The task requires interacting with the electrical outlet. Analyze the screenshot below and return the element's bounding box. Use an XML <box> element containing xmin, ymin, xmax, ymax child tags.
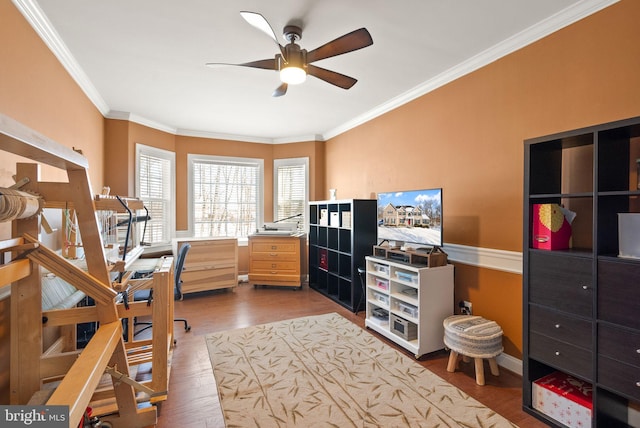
<box><xmin>459</xmin><ymin>300</ymin><xmax>472</xmax><ymax>315</ymax></box>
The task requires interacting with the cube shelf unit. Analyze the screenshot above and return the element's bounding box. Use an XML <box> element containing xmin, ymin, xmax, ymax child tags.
<box><xmin>364</xmin><ymin>256</ymin><xmax>454</xmax><ymax>359</ymax></box>
<box><xmin>523</xmin><ymin>116</ymin><xmax>640</xmax><ymax>427</ymax></box>
<box><xmin>308</xmin><ymin>199</ymin><xmax>377</xmax><ymax>312</ymax></box>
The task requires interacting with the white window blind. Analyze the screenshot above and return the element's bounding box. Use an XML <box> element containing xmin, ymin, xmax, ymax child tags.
<box><xmin>136</xmin><ymin>144</ymin><xmax>174</xmax><ymax>246</ymax></box>
<box><xmin>274</xmin><ymin>158</ymin><xmax>308</xmax><ymax>233</ymax></box>
<box><xmin>190</xmin><ymin>155</ymin><xmax>263</xmax><ymax>238</ymax></box>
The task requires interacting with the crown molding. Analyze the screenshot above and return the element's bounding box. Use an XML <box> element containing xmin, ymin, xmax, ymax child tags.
<box><xmin>322</xmin><ymin>0</ymin><xmax>619</xmax><ymax>140</ymax></box>
<box><xmin>15</xmin><ymin>0</ymin><xmax>618</xmax><ymax>143</ymax></box>
<box><xmin>12</xmin><ymin>0</ymin><xmax>110</xmax><ymax>115</ymax></box>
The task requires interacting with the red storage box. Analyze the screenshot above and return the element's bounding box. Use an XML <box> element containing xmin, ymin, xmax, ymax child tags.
<box><xmin>532</xmin><ymin>371</ymin><xmax>592</xmax><ymax>428</ymax></box>
<box><xmin>532</xmin><ymin>203</ymin><xmax>573</xmax><ymax>250</ymax></box>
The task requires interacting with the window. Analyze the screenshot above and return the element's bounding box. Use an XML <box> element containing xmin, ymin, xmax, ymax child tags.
<box><xmin>188</xmin><ymin>154</ymin><xmax>263</xmax><ymax>238</ymax></box>
<box><xmin>135</xmin><ymin>144</ymin><xmax>175</xmax><ymax>246</ymax></box>
<box><xmin>274</xmin><ymin>158</ymin><xmax>308</xmax><ymax>233</ymax></box>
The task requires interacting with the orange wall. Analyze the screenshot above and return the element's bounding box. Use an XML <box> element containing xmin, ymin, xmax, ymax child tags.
<box><xmin>0</xmin><ymin>1</ymin><xmax>104</xmax><ymax>191</ymax></box>
<box><xmin>0</xmin><ymin>1</ymin><xmax>106</xmax><ymax>404</ymax></box>
<box><xmin>325</xmin><ymin>0</ymin><xmax>640</xmax><ymax>357</ymax></box>
<box><xmin>2</xmin><ymin>0</ymin><xmax>640</xmax><ymax>368</ymax></box>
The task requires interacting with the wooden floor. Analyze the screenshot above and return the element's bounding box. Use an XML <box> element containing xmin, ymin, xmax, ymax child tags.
<box><xmin>152</xmin><ymin>282</ymin><xmax>547</xmax><ymax>428</ymax></box>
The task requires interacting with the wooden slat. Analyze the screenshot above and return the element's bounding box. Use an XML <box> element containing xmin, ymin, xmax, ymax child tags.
<box><xmin>10</xmin><ymin>163</ymin><xmax>41</xmax><ymax>405</ymax></box>
<box><xmin>150</xmin><ymin>269</ymin><xmax>171</xmax><ymax>392</ymax></box>
<box><xmin>40</xmin><ymin>351</ymin><xmax>81</xmax><ymax>380</ymax></box>
<box><xmin>42</xmin><ymin>305</ymin><xmax>98</xmax><ymax>327</ymax></box>
<box><xmin>94</xmin><ymin>195</ymin><xmax>145</xmax><ymax>211</ymax></box>
<box><xmin>47</xmin><ymin>321</ymin><xmax>122</xmax><ymax>426</ymax></box>
<box><xmin>0</xmin><ymin>237</ymin><xmax>24</xmax><ymax>251</ymax></box>
<box><xmin>0</xmin><ymin>113</ymin><xmax>88</xmax><ymax>171</ymax></box>
<box><xmin>22</xmin><ymin>234</ymin><xmax>117</xmax><ymax>306</ymax></box>
<box><xmin>0</xmin><ymin>259</ymin><xmax>31</xmax><ymax>286</ymax></box>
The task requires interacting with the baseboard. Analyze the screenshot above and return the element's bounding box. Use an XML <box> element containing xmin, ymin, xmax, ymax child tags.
<box><xmin>496</xmin><ymin>352</ymin><xmax>522</xmax><ymax>376</ymax></box>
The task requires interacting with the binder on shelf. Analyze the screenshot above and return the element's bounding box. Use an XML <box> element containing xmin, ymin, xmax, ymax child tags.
<box><xmin>319</xmin><ymin>209</ymin><xmax>328</xmax><ymax>226</ymax></box>
<box><xmin>342</xmin><ymin>211</ymin><xmax>351</xmax><ymax>228</ymax></box>
<box><xmin>330</xmin><ymin>212</ymin><xmax>340</xmax><ymax>227</ymax></box>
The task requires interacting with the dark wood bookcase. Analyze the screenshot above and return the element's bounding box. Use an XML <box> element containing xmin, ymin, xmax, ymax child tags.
<box><xmin>523</xmin><ymin>116</ymin><xmax>640</xmax><ymax>427</ymax></box>
<box><xmin>308</xmin><ymin>199</ymin><xmax>377</xmax><ymax>312</ymax></box>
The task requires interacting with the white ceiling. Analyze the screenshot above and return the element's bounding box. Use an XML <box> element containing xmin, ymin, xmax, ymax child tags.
<box><xmin>17</xmin><ymin>0</ymin><xmax>616</xmax><ymax>143</ymax></box>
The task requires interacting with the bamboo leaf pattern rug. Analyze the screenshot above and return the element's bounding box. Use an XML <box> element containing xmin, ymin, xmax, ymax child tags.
<box><xmin>205</xmin><ymin>312</ymin><xmax>517</xmax><ymax>427</ymax></box>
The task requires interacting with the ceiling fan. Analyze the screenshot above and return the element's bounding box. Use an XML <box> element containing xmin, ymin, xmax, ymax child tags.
<box><xmin>206</xmin><ymin>11</ymin><xmax>373</xmax><ymax>97</ymax></box>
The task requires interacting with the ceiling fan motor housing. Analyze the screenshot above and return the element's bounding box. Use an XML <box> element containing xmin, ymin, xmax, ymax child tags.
<box><xmin>279</xmin><ymin>43</ymin><xmax>307</xmax><ymax>72</ymax></box>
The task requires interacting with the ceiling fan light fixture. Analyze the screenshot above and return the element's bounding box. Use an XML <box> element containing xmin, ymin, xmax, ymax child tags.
<box><xmin>280</xmin><ymin>65</ymin><xmax>306</xmax><ymax>85</ymax></box>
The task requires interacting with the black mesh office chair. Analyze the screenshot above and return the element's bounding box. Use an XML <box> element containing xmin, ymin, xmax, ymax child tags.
<box><xmin>133</xmin><ymin>243</ymin><xmax>192</xmax><ymax>336</ymax></box>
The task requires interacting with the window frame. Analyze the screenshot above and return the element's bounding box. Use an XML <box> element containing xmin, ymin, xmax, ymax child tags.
<box><xmin>273</xmin><ymin>157</ymin><xmax>309</xmax><ymax>234</ymax></box>
<box><xmin>187</xmin><ymin>153</ymin><xmax>264</xmax><ymax>241</ymax></box>
<box><xmin>134</xmin><ymin>143</ymin><xmax>176</xmax><ymax>248</ymax></box>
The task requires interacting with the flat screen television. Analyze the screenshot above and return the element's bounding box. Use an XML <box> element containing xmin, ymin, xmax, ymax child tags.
<box><xmin>376</xmin><ymin>188</ymin><xmax>443</xmax><ymax>249</ymax></box>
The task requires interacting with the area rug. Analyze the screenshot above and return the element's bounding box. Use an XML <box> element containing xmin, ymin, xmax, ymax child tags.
<box><xmin>205</xmin><ymin>312</ymin><xmax>517</xmax><ymax>427</ymax></box>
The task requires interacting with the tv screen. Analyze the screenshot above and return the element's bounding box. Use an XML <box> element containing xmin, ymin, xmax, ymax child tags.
<box><xmin>377</xmin><ymin>188</ymin><xmax>443</xmax><ymax>248</ymax></box>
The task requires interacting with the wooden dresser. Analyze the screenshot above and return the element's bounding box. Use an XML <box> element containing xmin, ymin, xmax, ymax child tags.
<box><xmin>248</xmin><ymin>234</ymin><xmax>306</xmax><ymax>288</ymax></box>
<box><xmin>173</xmin><ymin>237</ymin><xmax>238</xmax><ymax>294</ymax></box>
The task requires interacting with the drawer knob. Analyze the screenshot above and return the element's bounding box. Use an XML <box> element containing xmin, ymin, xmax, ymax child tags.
<box><xmin>555</xmin><ymin>324</ymin><xmax>561</xmax><ymax>329</ymax></box>
<box><xmin>555</xmin><ymin>351</ymin><xmax>561</xmax><ymax>356</ymax></box>
<box><xmin>581</xmin><ymin>285</ymin><xmax>588</xmax><ymax>290</ymax></box>
<box><xmin>636</xmin><ymin>349</ymin><xmax>640</xmax><ymax>354</ymax></box>
<box><xmin>637</xmin><ymin>381</ymin><xmax>640</xmax><ymax>387</ymax></box>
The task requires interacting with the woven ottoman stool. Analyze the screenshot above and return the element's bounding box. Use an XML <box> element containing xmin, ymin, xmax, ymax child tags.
<box><xmin>443</xmin><ymin>315</ymin><xmax>503</xmax><ymax>385</ymax></box>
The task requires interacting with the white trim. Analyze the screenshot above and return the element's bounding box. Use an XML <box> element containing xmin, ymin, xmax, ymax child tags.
<box><xmin>135</xmin><ymin>144</ymin><xmax>176</xmax><ymax>246</ymax></box>
<box><xmin>16</xmin><ymin>0</ymin><xmax>618</xmax><ymax>143</ymax></box>
<box><xmin>322</xmin><ymin>0</ymin><xmax>619</xmax><ymax>140</ymax></box>
<box><xmin>443</xmin><ymin>243</ymin><xmax>522</xmax><ymax>274</ymax></box>
<box><xmin>187</xmin><ymin>153</ymin><xmax>264</xmax><ymax>238</ymax></box>
<box><xmin>273</xmin><ymin>157</ymin><xmax>309</xmax><ymax>233</ymax></box>
<box><xmin>496</xmin><ymin>352</ymin><xmax>522</xmax><ymax>376</ymax></box>
<box><xmin>12</xmin><ymin>0</ymin><xmax>110</xmax><ymax>115</ymax></box>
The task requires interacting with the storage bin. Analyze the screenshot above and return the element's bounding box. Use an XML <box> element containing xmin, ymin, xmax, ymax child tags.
<box><xmin>373</xmin><ymin>263</ymin><xmax>390</xmax><ymax>275</ymax></box>
<box><xmin>375</xmin><ymin>278</ymin><xmax>389</xmax><ymax>291</ymax></box>
<box><xmin>618</xmin><ymin>213</ymin><xmax>640</xmax><ymax>259</ymax></box>
<box><xmin>373</xmin><ymin>291</ymin><xmax>389</xmax><ymax>306</ymax></box>
<box><xmin>395</xmin><ymin>270</ymin><xmax>418</xmax><ymax>284</ymax></box>
<box><xmin>396</xmin><ymin>301</ymin><xmax>418</xmax><ymax>318</ymax></box>
<box><xmin>532</xmin><ymin>371</ymin><xmax>592</xmax><ymax>428</ymax></box>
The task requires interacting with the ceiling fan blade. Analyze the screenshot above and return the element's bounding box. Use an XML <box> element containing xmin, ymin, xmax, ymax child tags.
<box><xmin>307</xmin><ymin>64</ymin><xmax>357</xmax><ymax>89</ymax></box>
<box><xmin>307</xmin><ymin>28</ymin><xmax>373</xmax><ymax>63</ymax></box>
<box><xmin>272</xmin><ymin>83</ymin><xmax>288</xmax><ymax>97</ymax></box>
<box><xmin>240</xmin><ymin>11</ymin><xmax>287</xmax><ymax>59</ymax></box>
<box><xmin>205</xmin><ymin>58</ymin><xmax>277</xmax><ymax>70</ymax></box>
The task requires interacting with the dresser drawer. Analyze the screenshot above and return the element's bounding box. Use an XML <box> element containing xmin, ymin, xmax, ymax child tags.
<box><xmin>529</xmin><ymin>251</ymin><xmax>593</xmax><ymax>317</ymax></box>
<box><xmin>529</xmin><ymin>304</ymin><xmax>592</xmax><ymax>349</ymax></box>
<box><xmin>181</xmin><ymin>266</ymin><xmax>237</xmax><ymax>284</ymax></box>
<box><xmin>250</xmin><ymin>260</ymin><xmax>299</xmax><ymax>272</ymax></box>
<box><xmin>250</xmin><ymin>252</ymin><xmax>299</xmax><ymax>262</ymax></box>
<box><xmin>598</xmin><ymin>259</ymin><xmax>640</xmax><ymax>330</ymax></box>
<box><xmin>248</xmin><ymin>272</ymin><xmax>302</xmax><ymax>283</ymax></box>
<box><xmin>598</xmin><ymin>355</ymin><xmax>640</xmax><ymax>401</ymax></box>
<box><xmin>529</xmin><ymin>331</ymin><xmax>592</xmax><ymax>380</ymax></box>
<box><xmin>598</xmin><ymin>323</ymin><xmax>640</xmax><ymax>367</ymax></box>
<box><xmin>251</xmin><ymin>241</ymin><xmax>298</xmax><ymax>253</ymax></box>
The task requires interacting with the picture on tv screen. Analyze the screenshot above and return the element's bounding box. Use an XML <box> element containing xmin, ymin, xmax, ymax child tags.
<box><xmin>377</xmin><ymin>188</ymin><xmax>442</xmax><ymax>248</ymax></box>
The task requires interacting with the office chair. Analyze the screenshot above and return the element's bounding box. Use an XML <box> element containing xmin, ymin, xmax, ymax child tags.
<box><xmin>133</xmin><ymin>243</ymin><xmax>192</xmax><ymax>336</ymax></box>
